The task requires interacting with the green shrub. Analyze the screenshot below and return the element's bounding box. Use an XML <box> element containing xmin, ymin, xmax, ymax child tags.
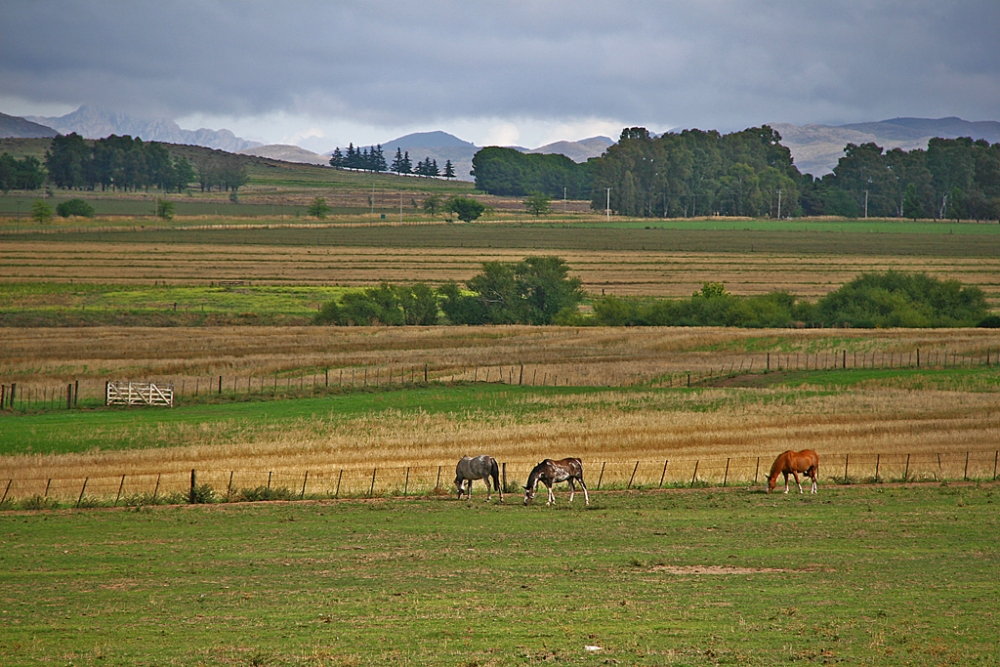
<box><xmin>20</xmin><ymin>494</ymin><xmax>59</xmax><ymax>510</ymax></box>
<box><xmin>233</xmin><ymin>486</ymin><xmax>298</xmax><ymax>502</ymax></box>
<box><xmin>56</xmin><ymin>198</ymin><xmax>95</xmax><ymax>218</ymax></box>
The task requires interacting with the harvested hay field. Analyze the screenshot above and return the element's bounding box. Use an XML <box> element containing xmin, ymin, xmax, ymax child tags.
<box><xmin>4</xmin><ymin>240</ymin><xmax>1000</xmax><ymax>302</ymax></box>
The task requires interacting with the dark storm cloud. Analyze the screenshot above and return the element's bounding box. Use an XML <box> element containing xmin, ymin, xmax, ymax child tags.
<box><xmin>2</xmin><ymin>0</ymin><xmax>998</xmax><ymax>128</ymax></box>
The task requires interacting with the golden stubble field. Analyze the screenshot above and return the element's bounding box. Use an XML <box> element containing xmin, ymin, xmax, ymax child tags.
<box><xmin>2</xmin><ymin>326</ymin><xmax>1000</xmax><ymax>499</ymax></box>
<box><xmin>4</xmin><ymin>240</ymin><xmax>1000</xmax><ymax>301</ymax></box>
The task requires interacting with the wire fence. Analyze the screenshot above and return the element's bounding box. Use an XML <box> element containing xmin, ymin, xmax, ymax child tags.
<box><xmin>2</xmin><ymin>345</ymin><xmax>999</xmax><ymax>413</ymax></box>
<box><xmin>3</xmin><ymin>450</ymin><xmax>998</xmax><ymax>510</ymax></box>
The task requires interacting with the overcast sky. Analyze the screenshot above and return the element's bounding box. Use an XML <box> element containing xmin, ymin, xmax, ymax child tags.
<box><xmin>2</xmin><ymin>1</ymin><xmax>998</xmax><ymax>152</ymax></box>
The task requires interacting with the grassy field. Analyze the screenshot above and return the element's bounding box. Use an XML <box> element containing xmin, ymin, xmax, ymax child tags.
<box><xmin>2</xmin><ymin>484</ymin><xmax>999</xmax><ymax>666</ymax></box>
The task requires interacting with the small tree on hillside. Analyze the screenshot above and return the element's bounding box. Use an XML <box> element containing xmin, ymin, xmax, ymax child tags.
<box><xmin>448</xmin><ymin>196</ymin><xmax>485</xmax><ymax>223</ymax></box>
<box><xmin>307</xmin><ymin>196</ymin><xmax>331</xmax><ymax>219</ymax></box>
<box><xmin>443</xmin><ymin>159</ymin><xmax>455</xmax><ymax>178</ymax></box>
<box><xmin>523</xmin><ymin>192</ymin><xmax>551</xmax><ymax>217</ymax></box>
<box><xmin>31</xmin><ymin>199</ymin><xmax>53</xmax><ymax>223</ymax></box>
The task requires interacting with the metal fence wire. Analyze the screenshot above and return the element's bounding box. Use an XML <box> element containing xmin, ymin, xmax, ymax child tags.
<box><xmin>3</xmin><ymin>450</ymin><xmax>997</xmax><ymax>507</ymax></box>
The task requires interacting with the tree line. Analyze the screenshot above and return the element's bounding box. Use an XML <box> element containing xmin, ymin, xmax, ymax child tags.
<box><xmin>330</xmin><ymin>144</ymin><xmax>456</xmax><ymax>178</ymax></box>
<box><xmin>472</xmin><ymin>127</ymin><xmax>1000</xmax><ymax>220</ymax></box>
<box><xmin>315</xmin><ymin>258</ymin><xmax>989</xmax><ymax>329</ymax></box>
<box><xmin>0</xmin><ymin>153</ymin><xmax>45</xmax><ymax>192</ymax></box>
<box><xmin>42</xmin><ymin>133</ymin><xmax>249</xmax><ymax>194</ymax></box>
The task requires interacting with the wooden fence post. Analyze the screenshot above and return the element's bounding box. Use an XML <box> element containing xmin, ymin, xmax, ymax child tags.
<box><xmin>403</xmin><ymin>468</ymin><xmax>410</xmax><ymax>496</ymax></box>
<box><xmin>218</xmin><ymin>375</ymin><xmax>222</xmax><ymax>395</ymax></box>
<box><xmin>425</xmin><ymin>364</ymin><xmax>429</xmax><ymax>384</ymax></box>
<box><xmin>917</xmin><ymin>348</ymin><xmax>920</xmax><ymax>368</ymax></box>
<box><xmin>690</xmin><ymin>460</ymin><xmax>699</xmax><ymax>487</ymax></box>
<box><xmin>435</xmin><ymin>466</ymin><xmax>442</xmax><ymax>490</ymax></box>
<box><xmin>904</xmin><ymin>454</ymin><xmax>910</xmax><ymax>481</ymax></box>
<box><xmin>502</xmin><ymin>462</ymin><xmax>507</xmax><ymax>492</ymax></box>
<box><xmin>301</xmin><ymin>471</ymin><xmax>309</xmax><ymax>499</ymax></box>
<box><xmin>77</xmin><ymin>478</ymin><xmax>88</xmax><ymax>507</ymax></box>
<box><xmin>597</xmin><ymin>462</ymin><xmax>606</xmax><ymax>490</ymax></box>
<box><xmin>335</xmin><ymin>470</ymin><xmax>343</xmax><ymax>498</ymax></box>
<box><xmin>659</xmin><ymin>459</ymin><xmax>669</xmax><ymax>488</ymax></box>
<box><xmin>114</xmin><ymin>474</ymin><xmax>126</xmax><ymax>506</ymax></box>
<box><xmin>627</xmin><ymin>461</ymin><xmax>639</xmax><ymax>490</ymax></box>
<box><xmin>844</xmin><ymin>454</ymin><xmax>849</xmax><ymax>483</ymax></box>
<box><xmin>153</xmin><ymin>474</ymin><xmax>161</xmax><ymax>501</ymax></box>
<box><xmin>267</xmin><ymin>471</ymin><xmax>272</xmax><ymax>489</ymax></box>
<box><xmin>189</xmin><ymin>469</ymin><xmax>196</xmax><ymax>504</ymax></box>
<box><xmin>964</xmin><ymin>452</ymin><xmax>970</xmax><ymax>481</ymax></box>
<box><xmin>227</xmin><ymin>471</ymin><xmax>234</xmax><ymax>500</ymax></box>
<box><xmin>0</xmin><ymin>478</ymin><xmax>10</xmax><ymax>505</ymax></box>
<box><xmin>754</xmin><ymin>457</ymin><xmax>760</xmax><ymax>484</ymax></box>
<box><xmin>519</xmin><ymin>365</ymin><xmax>524</xmax><ymax>385</ymax></box>
<box><xmin>369</xmin><ymin>468</ymin><xmax>377</xmax><ymax>497</ymax></box>
<box><xmin>66</xmin><ymin>383</ymin><xmax>72</xmax><ymax>409</ymax></box>
<box><xmin>723</xmin><ymin>458</ymin><xmax>731</xmax><ymax>486</ymax></box>
<box><xmin>874</xmin><ymin>454</ymin><xmax>880</xmax><ymax>482</ymax></box>
<box><xmin>994</xmin><ymin>451</ymin><xmax>999</xmax><ymax>481</ymax></box>
<box><xmin>766</xmin><ymin>352</ymin><xmax>770</xmax><ymax>372</ymax></box>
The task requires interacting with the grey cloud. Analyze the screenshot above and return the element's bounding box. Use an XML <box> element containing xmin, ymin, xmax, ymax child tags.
<box><xmin>1</xmin><ymin>0</ymin><xmax>998</xmax><ymax>130</ymax></box>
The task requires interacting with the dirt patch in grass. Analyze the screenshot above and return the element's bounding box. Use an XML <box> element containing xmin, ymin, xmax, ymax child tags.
<box><xmin>651</xmin><ymin>564</ymin><xmax>792</xmax><ymax>575</ymax></box>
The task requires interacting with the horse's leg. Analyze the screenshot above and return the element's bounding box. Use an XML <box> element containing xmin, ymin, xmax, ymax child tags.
<box><xmin>495</xmin><ymin>471</ymin><xmax>504</xmax><ymax>503</ymax></box>
<box><xmin>810</xmin><ymin>471</ymin><xmax>818</xmax><ymax>494</ymax></box>
<box><xmin>483</xmin><ymin>477</ymin><xmax>491</xmax><ymax>502</ymax></box>
<box><xmin>547</xmin><ymin>482</ymin><xmax>555</xmax><ymax>506</ymax></box>
<box><xmin>578</xmin><ymin>477</ymin><xmax>590</xmax><ymax>506</ymax></box>
<box><xmin>568</xmin><ymin>479</ymin><xmax>576</xmax><ymax>504</ymax></box>
<box><xmin>783</xmin><ymin>472</ymin><xmax>790</xmax><ymax>494</ymax></box>
<box><xmin>793</xmin><ymin>471</ymin><xmax>803</xmax><ymax>494</ymax></box>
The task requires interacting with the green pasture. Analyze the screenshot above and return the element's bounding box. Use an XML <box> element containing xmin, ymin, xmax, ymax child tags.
<box><xmin>0</xmin><ymin>283</ymin><xmax>347</xmax><ymax>325</ymax></box>
<box><xmin>583</xmin><ymin>216</ymin><xmax>1000</xmax><ymax>235</ymax></box>
<box><xmin>1</xmin><ymin>485</ymin><xmax>998</xmax><ymax>666</ymax></box>
<box><xmin>4</xmin><ymin>369</ymin><xmax>999</xmax><ymax>457</ymax></box>
<box><xmin>9</xmin><ymin>221</ymin><xmax>1000</xmax><ymax>257</ymax></box>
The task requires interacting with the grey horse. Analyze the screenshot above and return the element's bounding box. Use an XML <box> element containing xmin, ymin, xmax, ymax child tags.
<box><xmin>454</xmin><ymin>455</ymin><xmax>503</xmax><ymax>502</ymax></box>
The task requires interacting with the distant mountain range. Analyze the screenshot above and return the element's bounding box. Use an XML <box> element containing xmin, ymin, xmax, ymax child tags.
<box><xmin>771</xmin><ymin>117</ymin><xmax>1000</xmax><ymax>175</ymax></box>
<box><xmin>239</xmin><ymin>132</ymin><xmax>613</xmax><ymax>182</ymax></box>
<box><xmin>5</xmin><ymin>106</ymin><xmax>997</xmax><ymax>180</ymax></box>
<box><xmin>18</xmin><ymin>105</ymin><xmax>261</xmax><ymax>152</ymax></box>
<box><xmin>0</xmin><ymin>111</ymin><xmax>58</xmax><ymax>139</ymax></box>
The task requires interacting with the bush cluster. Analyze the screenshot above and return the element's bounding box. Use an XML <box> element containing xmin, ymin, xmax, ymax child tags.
<box><xmin>589</xmin><ymin>272</ymin><xmax>989</xmax><ymax>328</ymax></box>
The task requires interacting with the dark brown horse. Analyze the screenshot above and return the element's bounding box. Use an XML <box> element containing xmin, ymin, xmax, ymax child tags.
<box><xmin>523</xmin><ymin>458</ymin><xmax>589</xmax><ymax>506</ymax></box>
<box><xmin>767</xmin><ymin>449</ymin><xmax>819</xmax><ymax>494</ymax></box>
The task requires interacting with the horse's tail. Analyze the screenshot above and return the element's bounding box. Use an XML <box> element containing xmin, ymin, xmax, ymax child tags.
<box><xmin>490</xmin><ymin>457</ymin><xmax>501</xmax><ymax>491</ymax></box>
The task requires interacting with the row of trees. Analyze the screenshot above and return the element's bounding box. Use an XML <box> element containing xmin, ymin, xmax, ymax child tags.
<box><xmin>315</xmin><ymin>256</ymin><xmax>583</xmax><ymax>326</ymax></box>
<box><xmin>315</xmin><ymin>258</ymin><xmax>991</xmax><ymax>329</ymax></box>
<box><xmin>0</xmin><ymin>153</ymin><xmax>45</xmax><ymax>192</ymax></box>
<box><xmin>589</xmin><ymin>126</ymin><xmax>802</xmax><ymax>218</ymax></box>
<box><xmin>329</xmin><ymin>144</ymin><xmax>456</xmax><ymax>178</ymax></box>
<box><xmin>472</xmin><ymin>127</ymin><xmax>1000</xmax><ymax>220</ymax></box>
<box><xmin>471</xmin><ymin>147</ymin><xmax>593</xmax><ymax>199</ymax></box>
<box><xmin>44</xmin><ymin>133</ymin><xmax>198</xmax><ymax>193</ymax></box>
<box><xmin>43</xmin><ymin>133</ymin><xmax>249</xmax><ymax>194</ymax></box>
<box><xmin>590</xmin><ymin>272</ymin><xmax>989</xmax><ymax>328</ymax></box>
<box><xmin>803</xmin><ymin>137</ymin><xmax>1000</xmax><ymax>220</ymax></box>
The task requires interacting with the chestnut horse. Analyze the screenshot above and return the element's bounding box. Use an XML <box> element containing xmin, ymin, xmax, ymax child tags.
<box><xmin>523</xmin><ymin>458</ymin><xmax>589</xmax><ymax>506</ymax></box>
<box><xmin>767</xmin><ymin>449</ymin><xmax>819</xmax><ymax>494</ymax></box>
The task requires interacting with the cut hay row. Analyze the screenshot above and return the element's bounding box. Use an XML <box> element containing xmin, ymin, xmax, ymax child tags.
<box><xmin>3</xmin><ymin>241</ymin><xmax>1000</xmax><ymax>300</ymax></box>
<box><xmin>3</xmin><ymin>325</ymin><xmax>999</xmax><ymax>384</ymax></box>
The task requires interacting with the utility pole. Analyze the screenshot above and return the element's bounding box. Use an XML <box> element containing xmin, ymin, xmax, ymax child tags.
<box><xmin>399</xmin><ymin>191</ymin><xmax>403</xmax><ymax>224</ymax></box>
<box><xmin>563</xmin><ymin>186</ymin><xmax>567</xmax><ymax>214</ymax></box>
<box><xmin>371</xmin><ymin>181</ymin><xmax>375</xmax><ymax>216</ymax></box>
<box><xmin>864</xmin><ymin>189</ymin><xmax>869</xmax><ymax>219</ymax></box>
<box><xmin>606</xmin><ymin>188</ymin><xmax>611</xmax><ymax>222</ymax></box>
<box><xmin>776</xmin><ymin>189</ymin><xmax>782</xmax><ymax>220</ymax></box>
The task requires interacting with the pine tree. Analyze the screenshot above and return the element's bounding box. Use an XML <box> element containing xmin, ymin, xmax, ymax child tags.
<box><xmin>373</xmin><ymin>144</ymin><xmax>387</xmax><ymax>173</ymax></box>
<box><xmin>429</xmin><ymin>159</ymin><xmax>440</xmax><ymax>177</ymax></box>
<box><xmin>329</xmin><ymin>147</ymin><xmax>344</xmax><ymax>168</ymax></box>
<box><xmin>402</xmin><ymin>151</ymin><xmax>412</xmax><ymax>174</ymax></box>
<box><xmin>391</xmin><ymin>148</ymin><xmax>405</xmax><ymax>174</ymax></box>
<box><xmin>444</xmin><ymin>159</ymin><xmax>455</xmax><ymax>178</ymax></box>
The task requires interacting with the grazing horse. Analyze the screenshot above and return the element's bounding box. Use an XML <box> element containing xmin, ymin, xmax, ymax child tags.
<box><xmin>767</xmin><ymin>449</ymin><xmax>820</xmax><ymax>494</ymax></box>
<box><xmin>523</xmin><ymin>458</ymin><xmax>589</xmax><ymax>506</ymax></box>
<box><xmin>454</xmin><ymin>455</ymin><xmax>503</xmax><ymax>502</ymax></box>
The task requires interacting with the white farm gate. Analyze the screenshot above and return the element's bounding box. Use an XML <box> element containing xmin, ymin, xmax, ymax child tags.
<box><xmin>105</xmin><ymin>381</ymin><xmax>174</xmax><ymax>407</ymax></box>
